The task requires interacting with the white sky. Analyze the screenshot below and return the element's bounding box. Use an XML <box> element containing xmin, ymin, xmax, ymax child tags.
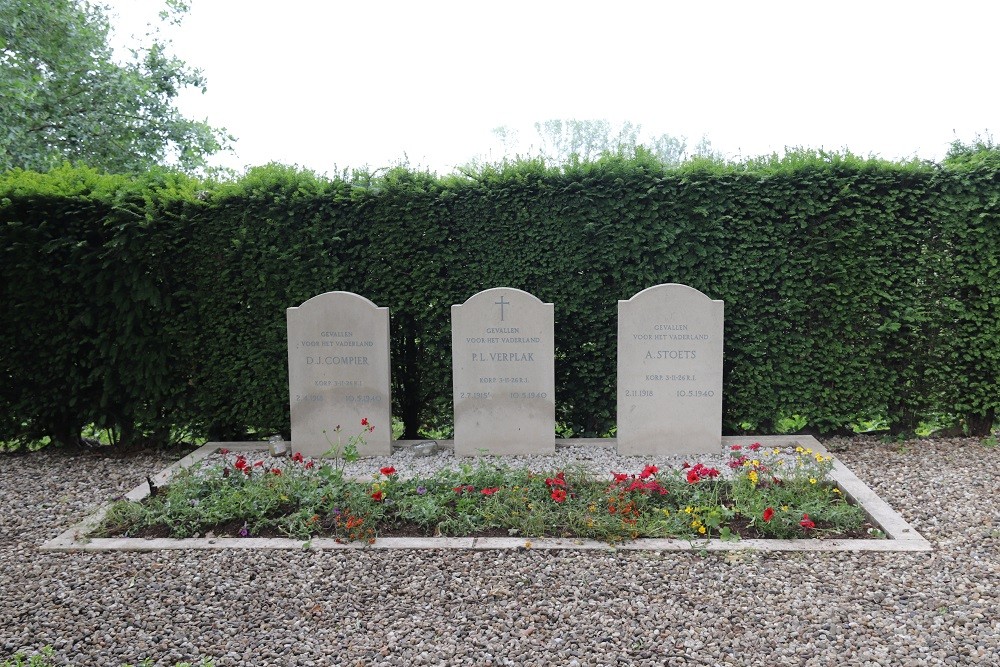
<box><xmin>106</xmin><ymin>0</ymin><xmax>1000</xmax><ymax>176</ymax></box>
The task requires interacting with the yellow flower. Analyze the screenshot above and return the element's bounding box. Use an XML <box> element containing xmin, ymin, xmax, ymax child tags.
<box><xmin>660</xmin><ymin>508</ymin><xmax>670</xmax><ymax>516</ymax></box>
<box><xmin>750</xmin><ymin>459</ymin><xmax>761</xmax><ymax>467</ymax></box>
<box><xmin>815</xmin><ymin>454</ymin><xmax>824</xmax><ymax>463</ymax></box>
<box><xmin>781</xmin><ymin>505</ymin><xmax>789</xmax><ymax>511</ymax></box>
<box><xmin>795</xmin><ymin>446</ymin><xmax>804</xmax><ymax>453</ymax></box>
<box><xmin>587</xmin><ymin>504</ymin><xmax>596</xmax><ymax>513</ymax></box>
<box><xmin>809</xmin><ymin>478</ymin><xmax>817</xmax><ymax>484</ymax></box>
<box><xmin>691</xmin><ymin>519</ymin><xmax>702</xmax><ymax>529</ymax></box>
<box><xmin>698</xmin><ymin>526</ymin><xmax>707</xmax><ymax>534</ymax></box>
<box><xmin>747</xmin><ymin>470</ymin><xmax>759</xmax><ymax>485</ymax></box>
<box><xmin>832</xmin><ymin>488</ymin><xmax>841</xmax><ymax>494</ymax></box>
<box><xmin>772</xmin><ymin>448</ymin><xmax>782</xmax><ymax>455</ymax></box>
<box><xmin>805</xmin><ymin>448</ymin><xmax>813</xmax><ymax>455</ymax></box>
<box><xmin>684</xmin><ymin>506</ymin><xmax>693</xmax><ymax>514</ymax></box>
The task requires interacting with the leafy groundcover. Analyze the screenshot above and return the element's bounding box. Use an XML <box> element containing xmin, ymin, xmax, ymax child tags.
<box><xmin>94</xmin><ymin>443</ymin><xmax>879</xmax><ymax>544</ymax></box>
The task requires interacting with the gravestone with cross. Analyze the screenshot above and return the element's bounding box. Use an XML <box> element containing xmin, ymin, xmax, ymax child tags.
<box><xmin>451</xmin><ymin>287</ymin><xmax>555</xmax><ymax>456</ymax></box>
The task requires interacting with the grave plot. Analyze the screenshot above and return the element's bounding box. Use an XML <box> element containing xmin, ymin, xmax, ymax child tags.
<box><xmin>44</xmin><ymin>436</ymin><xmax>931</xmax><ymax>553</ymax></box>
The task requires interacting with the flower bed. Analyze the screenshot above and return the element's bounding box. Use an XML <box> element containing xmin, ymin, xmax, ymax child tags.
<box><xmin>94</xmin><ymin>442</ymin><xmax>874</xmax><ymax>544</ymax></box>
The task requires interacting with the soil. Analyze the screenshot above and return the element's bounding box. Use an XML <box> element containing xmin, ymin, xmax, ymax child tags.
<box><xmin>124</xmin><ymin>517</ymin><xmax>881</xmax><ymax>541</ymax></box>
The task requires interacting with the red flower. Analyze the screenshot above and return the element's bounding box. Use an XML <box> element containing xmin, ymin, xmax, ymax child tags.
<box><xmin>304</xmin><ymin>461</ymin><xmax>315</xmax><ymax>470</ymax></box>
<box><xmin>639</xmin><ymin>464</ymin><xmax>659</xmax><ymax>479</ymax></box>
<box><xmin>481</xmin><ymin>487</ymin><xmax>499</xmax><ymax>496</ymax></box>
<box><xmin>550</xmin><ymin>488</ymin><xmax>567</xmax><ymax>503</ymax></box>
<box><xmin>234</xmin><ymin>456</ymin><xmax>248</xmax><ymax>471</ymax></box>
<box><xmin>271</xmin><ymin>468</ymin><xmax>282</xmax><ymax>476</ymax></box>
<box><xmin>686</xmin><ymin>469</ymin><xmax>702</xmax><ymax>484</ymax></box>
<box><xmin>749</xmin><ymin>442</ymin><xmax>762</xmax><ymax>451</ymax></box>
<box><xmin>544</xmin><ymin>472</ymin><xmax>566</xmax><ymax>488</ymax></box>
<box><xmin>626</xmin><ymin>479</ymin><xmax>668</xmax><ymax>495</ymax></box>
<box><xmin>291</xmin><ymin>452</ymin><xmax>304</xmax><ymax>463</ymax></box>
<box><xmin>690</xmin><ymin>463</ymin><xmax>721</xmax><ymax>479</ymax></box>
<box><xmin>800</xmin><ymin>514</ymin><xmax>816</xmax><ymax>530</ymax></box>
<box><xmin>254</xmin><ymin>460</ymin><xmax>264</xmax><ymax>468</ymax></box>
<box><xmin>219</xmin><ymin>448</ymin><xmax>230</xmax><ymax>455</ymax></box>
<box><xmin>763</xmin><ymin>507</ymin><xmax>775</xmax><ymax>522</ymax></box>
<box><xmin>361</xmin><ymin>418</ymin><xmax>369</xmax><ymax>427</ymax></box>
<box><xmin>380</xmin><ymin>466</ymin><xmax>396</xmax><ymax>476</ymax></box>
<box><xmin>371</xmin><ymin>490</ymin><xmax>384</xmax><ymax>502</ymax></box>
<box><xmin>730</xmin><ymin>444</ymin><xmax>742</xmax><ymax>451</ymax></box>
<box><xmin>682</xmin><ymin>461</ymin><xmax>691</xmax><ymax>469</ymax></box>
<box><xmin>611</xmin><ymin>471</ymin><xmax>630</xmax><ymax>483</ymax></box>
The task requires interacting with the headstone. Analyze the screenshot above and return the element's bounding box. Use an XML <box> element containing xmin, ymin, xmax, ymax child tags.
<box><xmin>452</xmin><ymin>288</ymin><xmax>555</xmax><ymax>456</ymax></box>
<box><xmin>617</xmin><ymin>284</ymin><xmax>724</xmax><ymax>456</ymax></box>
<box><xmin>286</xmin><ymin>291</ymin><xmax>391</xmax><ymax>457</ymax></box>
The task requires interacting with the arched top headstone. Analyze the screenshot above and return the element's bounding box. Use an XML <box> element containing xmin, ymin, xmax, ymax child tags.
<box><xmin>617</xmin><ymin>283</ymin><xmax>724</xmax><ymax>456</ymax></box>
<box><xmin>293</xmin><ymin>291</ymin><xmax>384</xmax><ymax>311</ymax></box>
<box><xmin>455</xmin><ymin>286</ymin><xmax>549</xmax><ymax>309</ymax></box>
<box><xmin>286</xmin><ymin>291</ymin><xmax>391</xmax><ymax>457</ymax></box>
<box><xmin>451</xmin><ymin>287</ymin><xmax>555</xmax><ymax>456</ymax></box>
<box><xmin>619</xmin><ymin>283</ymin><xmax>722</xmax><ymax>308</ymax></box>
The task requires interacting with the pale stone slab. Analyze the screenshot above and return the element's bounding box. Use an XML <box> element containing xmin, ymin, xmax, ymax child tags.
<box><xmin>617</xmin><ymin>284</ymin><xmax>724</xmax><ymax>456</ymax></box>
<box><xmin>452</xmin><ymin>288</ymin><xmax>555</xmax><ymax>456</ymax></box>
<box><xmin>286</xmin><ymin>292</ymin><xmax>391</xmax><ymax>457</ymax></box>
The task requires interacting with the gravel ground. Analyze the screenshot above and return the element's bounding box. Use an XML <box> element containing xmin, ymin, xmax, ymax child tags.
<box><xmin>1</xmin><ymin>437</ymin><xmax>998</xmax><ymax>666</ymax></box>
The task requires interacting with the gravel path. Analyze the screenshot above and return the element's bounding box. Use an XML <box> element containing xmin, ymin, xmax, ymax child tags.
<box><xmin>1</xmin><ymin>437</ymin><xmax>998</xmax><ymax>666</ymax></box>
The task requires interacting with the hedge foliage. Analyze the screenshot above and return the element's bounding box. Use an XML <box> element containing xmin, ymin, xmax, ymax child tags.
<box><xmin>2</xmin><ymin>152</ymin><xmax>999</xmax><ymax>448</ymax></box>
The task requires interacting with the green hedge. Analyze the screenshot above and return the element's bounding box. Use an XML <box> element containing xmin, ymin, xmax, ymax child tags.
<box><xmin>2</xmin><ymin>154</ymin><xmax>998</xmax><ymax>448</ymax></box>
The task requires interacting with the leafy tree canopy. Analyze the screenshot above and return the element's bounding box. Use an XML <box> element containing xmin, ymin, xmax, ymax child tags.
<box><xmin>0</xmin><ymin>0</ymin><xmax>231</xmax><ymax>174</ymax></box>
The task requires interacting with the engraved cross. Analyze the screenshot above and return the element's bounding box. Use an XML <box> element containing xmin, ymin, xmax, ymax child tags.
<box><xmin>495</xmin><ymin>295</ymin><xmax>510</xmax><ymax>321</ymax></box>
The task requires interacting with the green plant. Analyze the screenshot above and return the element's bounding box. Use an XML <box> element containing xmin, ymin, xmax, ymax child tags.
<box><xmin>1</xmin><ymin>647</ymin><xmax>54</xmax><ymax>667</ymax></box>
<box><xmin>321</xmin><ymin>419</ymin><xmax>369</xmax><ymax>470</ymax></box>
<box><xmin>0</xmin><ymin>650</ymin><xmax>215</xmax><ymax>667</ymax></box>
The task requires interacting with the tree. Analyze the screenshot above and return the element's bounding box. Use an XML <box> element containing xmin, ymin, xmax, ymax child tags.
<box><xmin>483</xmin><ymin>119</ymin><xmax>720</xmax><ymax>168</ymax></box>
<box><xmin>0</xmin><ymin>0</ymin><xmax>231</xmax><ymax>174</ymax></box>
